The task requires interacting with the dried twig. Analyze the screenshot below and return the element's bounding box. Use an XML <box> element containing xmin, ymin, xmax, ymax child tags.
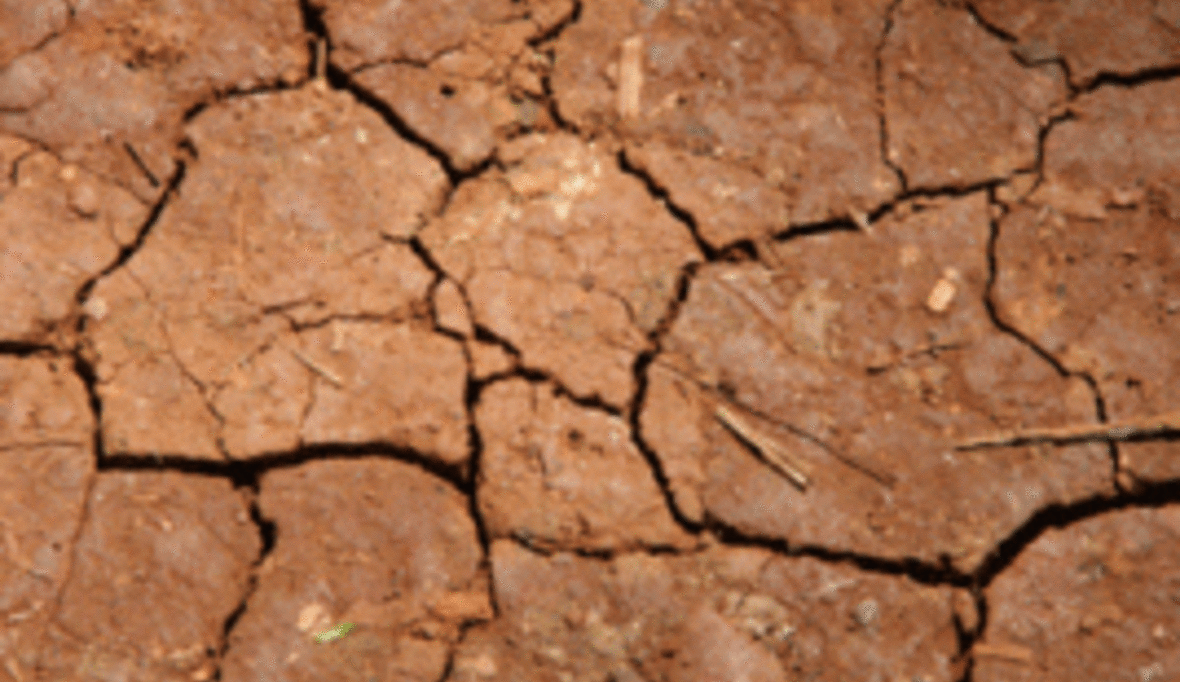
<box><xmin>283</xmin><ymin>344</ymin><xmax>345</xmax><ymax>388</ymax></box>
<box><xmin>654</xmin><ymin>357</ymin><xmax>896</xmax><ymax>490</ymax></box>
<box><xmin>715</xmin><ymin>404</ymin><xmax>812</xmax><ymax>490</ymax></box>
<box><xmin>957</xmin><ymin>409</ymin><xmax>1180</xmax><ymax>450</ymax></box>
<box><xmin>315</xmin><ymin>37</ymin><xmax>327</xmax><ymax>82</ymax></box>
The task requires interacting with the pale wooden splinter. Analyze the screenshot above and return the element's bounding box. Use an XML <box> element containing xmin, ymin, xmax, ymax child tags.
<box><xmin>283</xmin><ymin>344</ymin><xmax>345</xmax><ymax>388</ymax></box>
<box><xmin>958</xmin><ymin>408</ymin><xmax>1180</xmax><ymax>450</ymax></box>
<box><xmin>715</xmin><ymin>404</ymin><xmax>812</xmax><ymax>490</ymax></box>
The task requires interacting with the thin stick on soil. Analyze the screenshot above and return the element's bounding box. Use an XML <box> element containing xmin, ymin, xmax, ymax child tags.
<box><xmin>283</xmin><ymin>344</ymin><xmax>345</xmax><ymax>388</ymax></box>
<box><xmin>715</xmin><ymin>404</ymin><xmax>812</xmax><ymax>490</ymax></box>
<box><xmin>315</xmin><ymin>37</ymin><xmax>327</xmax><ymax>82</ymax></box>
<box><xmin>957</xmin><ymin>409</ymin><xmax>1180</xmax><ymax>449</ymax></box>
<box><xmin>654</xmin><ymin>356</ymin><xmax>897</xmax><ymax>489</ymax></box>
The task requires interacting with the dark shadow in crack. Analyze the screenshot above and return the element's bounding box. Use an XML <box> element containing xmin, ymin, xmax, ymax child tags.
<box><xmin>971</xmin><ymin>479</ymin><xmax>1180</xmax><ymax>589</ymax></box>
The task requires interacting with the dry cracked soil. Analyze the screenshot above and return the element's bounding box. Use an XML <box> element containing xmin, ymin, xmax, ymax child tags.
<box><xmin>1</xmin><ymin>0</ymin><xmax>1179</xmax><ymax>680</ymax></box>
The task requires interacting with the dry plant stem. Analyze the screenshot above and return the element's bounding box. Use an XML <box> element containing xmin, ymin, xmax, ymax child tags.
<box><xmin>972</xmin><ymin>641</ymin><xmax>1034</xmax><ymax>664</ymax></box>
<box><xmin>715</xmin><ymin>404</ymin><xmax>812</xmax><ymax>490</ymax></box>
<box><xmin>282</xmin><ymin>343</ymin><xmax>345</xmax><ymax>388</ymax></box>
<box><xmin>652</xmin><ymin>358</ymin><xmax>897</xmax><ymax>489</ymax></box>
<box><xmin>315</xmin><ymin>37</ymin><xmax>327</xmax><ymax>81</ymax></box>
<box><xmin>957</xmin><ymin>408</ymin><xmax>1180</xmax><ymax>449</ymax></box>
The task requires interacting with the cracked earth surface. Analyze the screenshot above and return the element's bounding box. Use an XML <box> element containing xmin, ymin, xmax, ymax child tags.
<box><xmin>1</xmin><ymin>0</ymin><xmax>1178</xmax><ymax>680</ymax></box>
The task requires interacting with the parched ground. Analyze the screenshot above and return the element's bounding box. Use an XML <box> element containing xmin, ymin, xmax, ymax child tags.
<box><xmin>1</xmin><ymin>0</ymin><xmax>1179</xmax><ymax>680</ymax></box>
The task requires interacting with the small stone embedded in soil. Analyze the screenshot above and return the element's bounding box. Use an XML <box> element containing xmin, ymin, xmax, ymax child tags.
<box><xmin>641</xmin><ymin>193</ymin><xmax>1113</xmax><ymax>572</ymax></box>
<box><xmin>993</xmin><ymin>80</ymin><xmax>1180</xmax><ymax>483</ymax></box>
<box><xmin>475</xmin><ymin>378</ymin><xmax>695</xmax><ymax>552</ymax></box>
<box><xmin>970</xmin><ymin>0</ymin><xmax>1180</xmax><ymax>86</ymax></box>
<box><xmin>34</xmin><ymin>471</ymin><xmax>259</xmax><ymax>682</ymax></box>
<box><xmin>219</xmin><ymin>459</ymin><xmax>487</xmax><ymax>682</ymax></box>
<box><xmin>881</xmin><ymin>0</ymin><xmax>1066</xmax><ymax>188</ymax></box>
<box><xmin>977</xmin><ymin>507</ymin><xmax>1180</xmax><ymax>682</ymax></box>
<box><xmin>552</xmin><ymin>0</ymin><xmax>900</xmax><ymax>245</ymax></box>
<box><xmin>420</xmin><ymin>132</ymin><xmax>700</xmax><ymax>408</ymax></box>
<box><xmin>0</xmin><ymin>0</ymin><xmax>307</xmax><ymax>200</ymax></box>
<box><xmin>0</xmin><ymin>146</ymin><xmax>147</xmax><ymax>344</ymax></box>
<box><xmin>85</xmin><ymin>85</ymin><xmax>464</xmax><ymax>463</ymax></box>
<box><xmin>447</xmin><ymin>540</ymin><xmax>963</xmax><ymax>682</ymax></box>
<box><xmin>0</xmin><ymin>357</ymin><xmax>95</xmax><ymax>682</ymax></box>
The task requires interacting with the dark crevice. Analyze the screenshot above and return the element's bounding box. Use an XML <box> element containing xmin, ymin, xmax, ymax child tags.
<box><xmin>284</xmin><ymin>308</ymin><xmax>430</xmax><ymax>333</ymax></box>
<box><xmin>969</xmin><ymin>0</ymin><xmax>1180</xmax><ymax>95</ymax></box>
<box><xmin>616</xmin><ymin>149</ymin><xmax>718</xmax><ymax>260</ymax></box>
<box><xmin>64</xmin><ymin>158</ymin><xmax>186</xmax><ymax>485</ymax></box>
<box><xmin>568</xmin><ymin>542</ymin><xmax>688</xmax><ymax>561</ymax></box>
<box><xmin>7</xmin><ymin>147</ymin><xmax>32</xmax><ymax>184</ymax></box>
<box><xmin>627</xmin><ymin>258</ymin><xmax>706</xmax><ymax>535</ymax></box>
<box><xmin>539</xmin><ymin>71</ymin><xmax>576</xmax><ymax>134</ymax></box>
<box><xmin>298</xmin><ymin>0</ymin><xmax>330</xmax><ymax>80</ymax></box>
<box><xmin>715</xmin><ymin>239</ymin><xmax>758</xmax><ymax>263</ymax></box>
<box><xmin>463</xmin><ymin>372</ymin><xmax>494</xmax><ymax>574</ymax></box>
<box><xmin>952</xmin><ymin>589</ymin><xmax>985</xmax><ymax>682</ymax></box>
<box><xmin>471</xmin><ymin>323</ymin><xmax>523</xmax><ymax>360</ymax></box>
<box><xmin>527</xmin><ymin>0</ymin><xmax>583</xmax><ymax>135</ymax></box>
<box><xmin>70</xmin><ymin>351</ymin><xmax>106</xmax><ymax>464</ymax></box>
<box><xmin>972</xmin><ymin>481</ymin><xmax>1180</xmax><ymax>588</ymax></box>
<box><xmin>210</xmin><ymin>473</ymin><xmax>274</xmax><ymax>680</ymax></box>
<box><xmin>413</xmin><ymin>234</ymin><xmax>460</xmax><ymax>341</ymax></box>
<box><xmin>964</xmin><ymin>591</ymin><xmax>989</xmax><ymax>682</ymax></box>
<box><xmin>503</xmin><ymin>534</ymin><xmax>695</xmax><ymax>563</ymax></box>
<box><xmin>526</xmin><ymin>0</ymin><xmax>582</xmax><ymax>47</ymax></box>
<box><xmin>629</xmin><ymin>355</ymin><xmax>707</xmax><ymax>535</ymax></box>
<box><xmin>99</xmin><ymin>444</ymin><xmax>467</xmax><ymax>494</ymax></box>
<box><xmin>981</xmin><ymin>187</ymin><xmax>1120</xmax><ymax>479</ymax></box>
<box><xmin>708</xmin><ymin>519</ymin><xmax>973</xmax><ymax>589</ymax></box>
<box><xmin>962</xmin><ymin>1</ymin><xmax>1077</xmax><ymax>95</ymax></box>
<box><xmin>980</xmin><ymin>190</ymin><xmax>1072</xmax><ymax>380</ymax></box>
<box><xmin>648</xmin><ymin>261</ymin><xmax>698</xmax><ymax>342</ymax></box>
<box><xmin>897</xmin><ymin>177</ymin><xmax>1006</xmax><ymax>201</ymax></box>
<box><xmin>771</xmin><ymin>187</ymin><xmax>988</xmax><ymax>244</ymax></box>
<box><xmin>408</xmin><ymin>234</ymin><xmax>448</xmax><ymax>284</ymax></box>
<box><xmin>1022</xmin><ymin>109</ymin><xmax>1076</xmax><ymax>194</ymax></box>
<box><xmin>1081</xmin><ymin>64</ymin><xmax>1180</xmax><ymax>92</ymax></box>
<box><xmin>0</xmin><ymin>341</ymin><xmax>56</xmax><ymax>356</ymax></box>
<box><xmin>75</xmin><ymin>159</ymin><xmax>186</xmax><ymax>306</ymax></box>
<box><xmin>1090</xmin><ymin>383</ymin><xmax>1126</xmax><ymax>494</ymax></box>
<box><xmin>875</xmin><ymin>0</ymin><xmax>908</xmax><ymax>192</ymax></box>
<box><xmin>482</xmin><ymin>365</ymin><xmax>627</xmax><ymax>418</ymax></box>
<box><xmin>297</xmin><ymin>0</ymin><xmax>492</xmax><ymax>189</ymax></box>
<box><xmin>121</xmin><ymin>142</ymin><xmax>160</xmax><ymax>188</ymax></box>
<box><xmin>773</xmin><ymin>217</ymin><xmax>862</xmax><ymax>243</ymax></box>
<box><xmin>181</xmin><ymin>78</ymin><xmax>309</xmax><ymax>124</ymax></box>
<box><xmin>183</xmin><ymin>100</ymin><xmax>208</xmax><ymax>122</ymax></box>
<box><xmin>327</xmin><ymin>64</ymin><xmax>480</xmax><ymax>188</ymax></box>
<box><xmin>962</xmin><ymin>3</ymin><xmax>1018</xmax><ymax>43</ymax></box>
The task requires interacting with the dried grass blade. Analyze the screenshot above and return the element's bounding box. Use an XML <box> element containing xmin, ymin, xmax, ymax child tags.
<box><xmin>715</xmin><ymin>404</ymin><xmax>811</xmax><ymax>490</ymax></box>
<box><xmin>958</xmin><ymin>409</ymin><xmax>1180</xmax><ymax>449</ymax></box>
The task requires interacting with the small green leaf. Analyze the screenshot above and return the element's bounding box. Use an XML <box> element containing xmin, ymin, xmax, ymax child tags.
<box><xmin>313</xmin><ymin>622</ymin><xmax>356</xmax><ymax>643</ymax></box>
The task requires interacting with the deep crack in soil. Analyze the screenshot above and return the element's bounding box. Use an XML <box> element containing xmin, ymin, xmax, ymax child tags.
<box><xmin>1</xmin><ymin>0</ymin><xmax>1178</xmax><ymax>681</ymax></box>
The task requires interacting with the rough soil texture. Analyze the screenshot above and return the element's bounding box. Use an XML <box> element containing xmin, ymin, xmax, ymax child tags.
<box><xmin>1</xmin><ymin>1</ymin><xmax>1177</xmax><ymax>681</ymax></box>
